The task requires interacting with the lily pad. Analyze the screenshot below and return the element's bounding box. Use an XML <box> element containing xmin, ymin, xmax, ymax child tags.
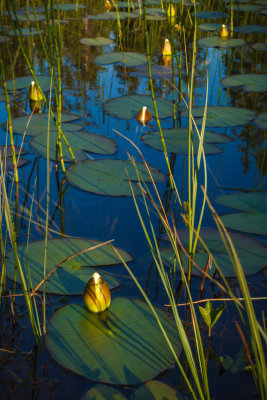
<box><xmin>198</xmin><ymin>37</ymin><xmax>246</xmax><ymax>49</ymax></box>
<box><xmin>65</xmin><ymin>159</ymin><xmax>165</xmax><ymax>196</ymax></box>
<box><xmin>3</xmin><ymin>157</ymin><xmax>29</xmax><ymax>170</ymax></box>
<box><xmin>45</xmin><ymin>298</ymin><xmax>182</xmax><ymax>385</ymax></box>
<box><xmin>133</xmin><ymin>381</ymin><xmax>190</xmax><ymax>400</ymax></box>
<box><xmin>30</xmin><ymin>130</ymin><xmax>117</xmax><ymax>161</ymax></box>
<box><xmin>226</xmin><ymin>4</ymin><xmax>262</xmax><ymax>11</ymax></box>
<box><xmin>7</xmin><ymin>28</ymin><xmax>43</xmax><ymax>37</ymax></box>
<box><xmin>191</xmin><ymin>11</ymin><xmax>228</xmax><ymax>19</ymax></box>
<box><xmin>11</xmin><ymin>113</ymin><xmax>80</xmax><ymax>136</ymax></box>
<box><xmin>182</xmin><ymin>106</ymin><xmax>255</xmax><ymax>128</ymax></box>
<box><xmin>5</xmin><ymin>238</ymin><xmax>132</xmax><ymax>294</ymax></box>
<box><xmin>234</xmin><ymin>25</ymin><xmax>267</xmax><ymax>33</ymax></box>
<box><xmin>130</xmin><ymin>64</ymin><xmax>179</xmax><ymax>79</ymax></box>
<box><xmin>162</xmin><ymin>228</ymin><xmax>267</xmax><ymax>276</ymax></box>
<box><xmin>215</xmin><ymin>192</ymin><xmax>267</xmax><ymax>235</ymax></box>
<box><xmin>80</xmin><ymin>37</ymin><xmax>114</xmax><ymax>46</ymax></box>
<box><xmin>87</xmin><ymin>11</ymin><xmax>134</xmax><ymax>20</ymax></box>
<box><xmin>141</xmin><ymin>128</ymin><xmax>231</xmax><ymax>155</ymax></box>
<box><xmin>6</xmin><ymin>76</ymin><xmax>52</xmax><ymax>92</ymax></box>
<box><xmin>0</xmin><ymin>145</ymin><xmax>28</xmax><ymax>158</ymax></box>
<box><xmin>104</xmin><ymin>95</ymin><xmax>173</xmax><ymax>119</ymax></box>
<box><xmin>198</xmin><ymin>23</ymin><xmax>221</xmax><ymax>32</ymax></box>
<box><xmin>252</xmin><ymin>42</ymin><xmax>267</xmax><ymax>51</ymax></box>
<box><xmin>254</xmin><ymin>112</ymin><xmax>267</xmax><ymax>129</ymax></box>
<box><xmin>13</xmin><ymin>13</ymin><xmax>46</xmax><ymax>22</ymax></box>
<box><xmin>0</xmin><ymin>35</ymin><xmax>9</xmax><ymax>43</ymax></box>
<box><xmin>220</xmin><ymin>74</ymin><xmax>267</xmax><ymax>92</ymax></box>
<box><xmin>0</xmin><ymin>88</ymin><xmax>25</xmax><ymax>102</ymax></box>
<box><xmin>117</xmin><ymin>1</ymin><xmax>139</xmax><ymax>8</ymax></box>
<box><xmin>94</xmin><ymin>52</ymin><xmax>147</xmax><ymax>67</ymax></box>
<box><xmin>81</xmin><ymin>384</ymin><xmax>128</xmax><ymax>400</ymax></box>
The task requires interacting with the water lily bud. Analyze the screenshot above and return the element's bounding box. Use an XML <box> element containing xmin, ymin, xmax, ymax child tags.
<box><xmin>105</xmin><ymin>0</ymin><xmax>112</xmax><ymax>12</ymax></box>
<box><xmin>136</xmin><ymin>106</ymin><xmax>152</xmax><ymax>126</ymax></box>
<box><xmin>162</xmin><ymin>55</ymin><xmax>172</xmax><ymax>66</ymax></box>
<box><xmin>29</xmin><ymin>81</ymin><xmax>43</xmax><ymax>101</ymax></box>
<box><xmin>174</xmin><ymin>23</ymin><xmax>181</xmax><ymax>32</ymax></box>
<box><xmin>29</xmin><ymin>99</ymin><xmax>43</xmax><ymax>114</ymax></box>
<box><xmin>83</xmin><ymin>272</ymin><xmax>111</xmax><ymax>313</ymax></box>
<box><xmin>162</xmin><ymin>38</ymin><xmax>172</xmax><ymax>56</ymax></box>
<box><xmin>167</xmin><ymin>4</ymin><xmax>175</xmax><ymax>17</ymax></box>
<box><xmin>219</xmin><ymin>24</ymin><xmax>229</xmax><ymax>38</ymax></box>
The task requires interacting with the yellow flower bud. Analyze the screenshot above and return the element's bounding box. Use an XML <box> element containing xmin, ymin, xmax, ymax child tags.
<box><xmin>105</xmin><ymin>0</ymin><xmax>112</xmax><ymax>12</ymax></box>
<box><xmin>83</xmin><ymin>272</ymin><xmax>111</xmax><ymax>313</ymax></box>
<box><xmin>136</xmin><ymin>106</ymin><xmax>152</xmax><ymax>126</ymax></box>
<box><xmin>29</xmin><ymin>81</ymin><xmax>43</xmax><ymax>101</ymax></box>
<box><xmin>162</xmin><ymin>38</ymin><xmax>172</xmax><ymax>56</ymax></box>
<box><xmin>167</xmin><ymin>4</ymin><xmax>175</xmax><ymax>17</ymax></box>
<box><xmin>219</xmin><ymin>24</ymin><xmax>229</xmax><ymax>38</ymax></box>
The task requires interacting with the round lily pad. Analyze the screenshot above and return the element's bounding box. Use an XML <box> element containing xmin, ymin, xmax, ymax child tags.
<box><xmin>45</xmin><ymin>298</ymin><xmax>182</xmax><ymax>385</ymax></box>
<box><xmin>234</xmin><ymin>25</ymin><xmax>267</xmax><ymax>33</ymax></box>
<box><xmin>254</xmin><ymin>112</ymin><xmax>267</xmax><ymax>129</ymax></box>
<box><xmin>130</xmin><ymin>64</ymin><xmax>179</xmax><ymax>79</ymax></box>
<box><xmin>65</xmin><ymin>159</ymin><xmax>165</xmax><ymax>196</ymax></box>
<box><xmin>6</xmin><ymin>76</ymin><xmax>52</xmax><ymax>91</ymax></box>
<box><xmin>30</xmin><ymin>130</ymin><xmax>117</xmax><ymax>161</ymax></box>
<box><xmin>81</xmin><ymin>385</ymin><xmax>128</xmax><ymax>400</ymax></box>
<box><xmin>0</xmin><ymin>145</ymin><xmax>28</xmax><ymax>158</ymax></box>
<box><xmin>220</xmin><ymin>74</ymin><xmax>267</xmax><ymax>92</ymax></box>
<box><xmin>198</xmin><ymin>37</ymin><xmax>246</xmax><ymax>49</ymax></box>
<box><xmin>3</xmin><ymin>157</ymin><xmax>29</xmax><ymax>170</ymax></box>
<box><xmin>252</xmin><ymin>42</ymin><xmax>267</xmax><ymax>51</ymax></box>
<box><xmin>80</xmin><ymin>37</ymin><xmax>114</xmax><ymax>46</ymax></box>
<box><xmin>13</xmin><ymin>13</ymin><xmax>46</xmax><ymax>22</ymax></box>
<box><xmin>5</xmin><ymin>238</ymin><xmax>132</xmax><ymax>294</ymax></box>
<box><xmin>11</xmin><ymin>113</ymin><xmax>80</xmax><ymax>136</ymax></box>
<box><xmin>191</xmin><ymin>11</ymin><xmax>228</xmax><ymax>19</ymax></box>
<box><xmin>0</xmin><ymin>88</ymin><xmax>25</xmax><ymax>102</ymax></box>
<box><xmin>182</xmin><ymin>106</ymin><xmax>255</xmax><ymax>128</ymax></box>
<box><xmin>133</xmin><ymin>381</ymin><xmax>190</xmax><ymax>400</ymax></box>
<box><xmin>94</xmin><ymin>52</ymin><xmax>147</xmax><ymax>67</ymax></box>
<box><xmin>104</xmin><ymin>95</ymin><xmax>173</xmax><ymax>120</ymax></box>
<box><xmin>226</xmin><ymin>4</ymin><xmax>262</xmax><ymax>11</ymax></box>
<box><xmin>87</xmin><ymin>11</ymin><xmax>133</xmax><ymax>20</ymax></box>
<box><xmin>141</xmin><ymin>128</ymin><xmax>231</xmax><ymax>155</ymax></box>
<box><xmin>117</xmin><ymin>1</ymin><xmax>139</xmax><ymax>8</ymax></box>
<box><xmin>7</xmin><ymin>28</ymin><xmax>43</xmax><ymax>37</ymax></box>
<box><xmin>198</xmin><ymin>23</ymin><xmax>221</xmax><ymax>32</ymax></box>
<box><xmin>215</xmin><ymin>192</ymin><xmax>267</xmax><ymax>235</ymax></box>
<box><xmin>163</xmin><ymin>228</ymin><xmax>267</xmax><ymax>276</ymax></box>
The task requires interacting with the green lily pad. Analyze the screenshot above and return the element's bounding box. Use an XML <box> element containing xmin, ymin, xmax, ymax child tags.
<box><xmin>56</xmin><ymin>3</ymin><xmax>86</xmax><ymax>10</ymax></box>
<box><xmin>132</xmin><ymin>7</ymin><xmax>166</xmax><ymax>17</ymax></box>
<box><xmin>80</xmin><ymin>37</ymin><xmax>114</xmax><ymax>46</ymax></box>
<box><xmin>215</xmin><ymin>192</ymin><xmax>267</xmax><ymax>235</ymax></box>
<box><xmin>13</xmin><ymin>13</ymin><xmax>45</xmax><ymax>22</ymax></box>
<box><xmin>182</xmin><ymin>106</ymin><xmax>255</xmax><ymax>128</ymax></box>
<box><xmin>133</xmin><ymin>381</ymin><xmax>190</xmax><ymax>400</ymax></box>
<box><xmin>252</xmin><ymin>42</ymin><xmax>267</xmax><ymax>51</ymax></box>
<box><xmin>3</xmin><ymin>157</ymin><xmax>29</xmax><ymax>170</ymax></box>
<box><xmin>141</xmin><ymin>128</ymin><xmax>231</xmax><ymax>155</ymax></box>
<box><xmin>5</xmin><ymin>238</ymin><xmax>132</xmax><ymax>294</ymax></box>
<box><xmin>94</xmin><ymin>52</ymin><xmax>147</xmax><ymax>67</ymax></box>
<box><xmin>65</xmin><ymin>159</ymin><xmax>165</xmax><ymax>196</ymax></box>
<box><xmin>198</xmin><ymin>37</ymin><xmax>246</xmax><ymax>49</ymax></box>
<box><xmin>0</xmin><ymin>35</ymin><xmax>9</xmax><ymax>43</ymax></box>
<box><xmin>104</xmin><ymin>95</ymin><xmax>173</xmax><ymax>119</ymax></box>
<box><xmin>130</xmin><ymin>64</ymin><xmax>179</xmax><ymax>79</ymax></box>
<box><xmin>81</xmin><ymin>384</ymin><xmax>128</xmax><ymax>400</ymax></box>
<box><xmin>198</xmin><ymin>23</ymin><xmax>221</xmax><ymax>32</ymax></box>
<box><xmin>234</xmin><ymin>25</ymin><xmax>267</xmax><ymax>33</ymax></box>
<box><xmin>192</xmin><ymin>11</ymin><xmax>228</xmax><ymax>19</ymax></box>
<box><xmin>223</xmin><ymin>0</ymin><xmax>250</xmax><ymax>3</ymax></box>
<box><xmin>87</xmin><ymin>11</ymin><xmax>133</xmax><ymax>20</ymax></box>
<box><xmin>7</xmin><ymin>28</ymin><xmax>43</xmax><ymax>37</ymax></box>
<box><xmin>6</xmin><ymin>76</ymin><xmax>52</xmax><ymax>91</ymax></box>
<box><xmin>162</xmin><ymin>228</ymin><xmax>267</xmax><ymax>276</ymax></box>
<box><xmin>0</xmin><ymin>88</ymin><xmax>25</xmax><ymax>102</ymax></box>
<box><xmin>11</xmin><ymin>113</ymin><xmax>80</xmax><ymax>136</ymax></box>
<box><xmin>219</xmin><ymin>348</ymin><xmax>249</xmax><ymax>373</ymax></box>
<box><xmin>45</xmin><ymin>298</ymin><xmax>182</xmax><ymax>385</ymax></box>
<box><xmin>220</xmin><ymin>74</ymin><xmax>267</xmax><ymax>92</ymax></box>
<box><xmin>117</xmin><ymin>1</ymin><xmax>139</xmax><ymax>8</ymax></box>
<box><xmin>254</xmin><ymin>112</ymin><xmax>267</xmax><ymax>129</ymax></box>
<box><xmin>226</xmin><ymin>4</ymin><xmax>262</xmax><ymax>11</ymax></box>
<box><xmin>30</xmin><ymin>130</ymin><xmax>117</xmax><ymax>161</ymax></box>
<box><xmin>0</xmin><ymin>145</ymin><xmax>28</xmax><ymax>157</ymax></box>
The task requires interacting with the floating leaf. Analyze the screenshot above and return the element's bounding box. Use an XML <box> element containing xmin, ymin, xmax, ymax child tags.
<box><xmin>234</xmin><ymin>25</ymin><xmax>267</xmax><ymax>33</ymax></box>
<box><xmin>255</xmin><ymin>112</ymin><xmax>267</xmax><ymax>129</ymax></box>
<box><xmin>252</xmin><ymin>42</ymin><xmax>267</xmax><ymax>51</ymax></box>
<box><xmin>162</xmin><ymin>228</ymin><xmax>267</xmax><ymax>276</ymax></box>
<box><xmin>13</xmin><ymin>13</ymin><xmax>45</xmax><ymax>22</ymax></box>
<box><xmin>46</xmin><ymin>298</ymin><xmax>182</xmax><ymax>385</ymax></box>
<box><xmin>87</xmin><ymin>11</ymin><xmax>134</xmax><ymax>20</ymax></box>
<box><xmin>104</xmin><ymin>95</ymin><xmax>173</xmax><ymax>119</ymax></box>
<box><xmin>5</xmin><ymin>238</ymin><xmax>132</xmax><ymax>294</ymax></box>
<box><xmin>3</xmin><ymin>157</ymin><xmax>29</xmax><ymax>170</ymax></box>
<box><xmin>117</xmin><ymin>1</ymin><xmax>139</xmax><ymax>8</ymax></box>
<box><xmin>220</xmin><ymin>74</ymin><xmax>267</xmax><ymax>92</ymax></box>
<box><xmin>141</xmin><ymin>128</ymin><xmax>231</xmax><ymax>155</ymax></box>
<box><xmin>30</xmin><ymin>130</ymin><xmax>117</xmax><ymax>161</ymax></box>
<box><xmin>133</xmin><ymin>381</ymin><xmax>190</xmax><ymax>400</ymax></box>
<box><xmin>65</xmin><ymin>159</ymin><xmax>165</xmax><ymax>196</ymax></box>
<box><xmin>11</xmin><ymin>113</ymin><xmax>80</xmax><ymax>136</ymax></box>
<box><xmin>81</xmin><ymin>384</ymin><xmax>128</xmax><ymax>400</ymax></box>
<box><xmin>0</xmin><ymin>145</ymin><xmax>28</xmax><ymax>157</ymax></box>
<box><xmin>198</xmin><ymin>37</ymin><xmax>245</xmax><ymax>48</ymax></box>
<box><xmin>192</xmin><ymin>11</ymin><xmax>228</xmax><ymax>19</ymax></box>
<box><xmin>130</xmin><ymin>64</ymin><xmax>179</xmax><ymax>79</ymax></box>
<box><xmin>226</xmin><ymin>4</ymin><xmax>262</xmax><ymax>11</ymax></box>
<box><xmin>215</xmin><ymin>192</ymin><xmax>267</xmax><ymax>235</ymax></box>
<box><xmin>0</xmin><ymin>88</ymin><xmax>25</xmax><ymax>102</ymax></box>
<box><xmin>198</xmin><ymin>23</ymin><xmax>221</xmax><ymax>32</ymax></box>
<box><xmin>7</xmin><ymin>28</ymin><xmax>43</xmax><ymax>37</ymax></box>
<box><xmin>80</xmin><ymin>37</ymin><xmax>114</xmax><ymax>46</ymax></box>
<box><xmin>219</xmin><ymin>348</ymin><xmax>249</xmax><ymax>373</ymax></box>
<box><xmin>94</xmin><ymin>52</ymin><xmax>147</xmax><ymax>67</ymax></box>
<box><xmin>6</xmin><ymin>76</ymin><xmax>52</xmax><ymax>91</ymax></box>
<box><xmin>182</xmin><ymin>106</ymin><xmax>255</xmax><ymax>128</ymax></box>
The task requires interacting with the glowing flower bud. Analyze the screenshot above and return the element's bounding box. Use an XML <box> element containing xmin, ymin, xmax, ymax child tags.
<box><xmin>167</xmin><ymin>4</ymin><xmax>175</xmax><ymax>17</ymax></box>
<box><xmin>105</xmin><ymin>0</ymin><xmax>112</xmax><ymax>12</ymax></box>
<box><xmin>219</xmin><ymin>24</ymin><xmax>229</xmax><ymax>38</ymax></box>
<box><xmin>29</xmin><ymin>81</ymin><xmax>43</xmax><ymax>101</ymax></box>
<box><xmin>83</xmin><ymin>272</ymin><xmax>111</xmax><ymax>313</ymax></box>
<box><xmin>136</xmin><ymin>106</ymin><xmax>152</xmax><ymax>126</ymax></box>
<box><xmin>162</xmin><ymin>38</ymin><xmax>172</xmax><ymax>56</ymax></box>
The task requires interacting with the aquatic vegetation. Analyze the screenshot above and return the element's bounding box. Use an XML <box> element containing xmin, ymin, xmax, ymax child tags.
<box><xmin>136</xmin><ymin>105</ymin><xmax>152</xmax><ymax>126</ymax></box>
<box><xmin>219</xmin><ymin>24</ymin><xmax>229</xmax><ymax>38</ymax></box>
<box><xmin>83</xmin><ymin>272</ymin><xmax>111</xmax><ymax>313</ymax></box>
<box><xmin>220</xmin><ymin>74</ymin><xmax>267</xmax><ymax>92</ymax></box>
<box><xmin>198</xmin><ymin>301</ymin><xmax>225</xmax><ymax>337</ymax></box>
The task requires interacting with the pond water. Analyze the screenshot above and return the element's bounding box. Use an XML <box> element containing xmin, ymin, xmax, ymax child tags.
<box><xmin>0</xmin><ymin>0</ymin><xmax>267</xmax><ymax>399</ymax></box>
